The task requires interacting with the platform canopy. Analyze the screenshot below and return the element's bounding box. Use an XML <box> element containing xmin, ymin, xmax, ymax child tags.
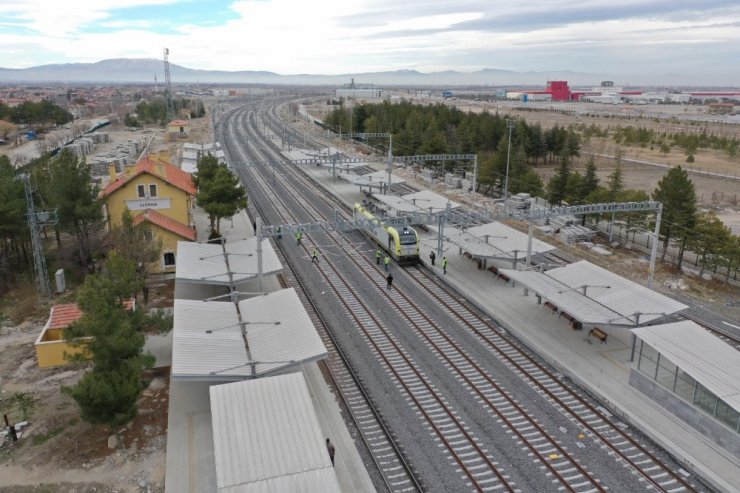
<box><xmin>175</xmin><ymin>238</ymin><xmax>282</xmax><ymax>285</ymax></box>
<box><xmin>633</xmin><ymin>321</ymin><xmax>740</xmax><ymax>411</ymax></box>
<box><xmin>500</xmin><ymin>260</ymin><xmax>687</xmax><ymax>326</ymax></box>
<box><xmin>172</xmin><ymin>288</ymin><xmax>328</xmax><ymax>381</ymax></box>
<box><xmin>338</xmin><ymin>169</ymin><xmax>404</xmax><ymax>187</ymax></box>
<box><xmin>210</xmin><ymin>372</ymin><xmax>341</xmax><ymax>493</ymax></box>
<box><xmin>441</xmin><ymin>221</ymin><xmax>555</xmax><ymax>260</ymax></box>
<box><xmin>374</xmin><ymin>190</ymin><xmax>462</xmax><ymax>214</ymax></box>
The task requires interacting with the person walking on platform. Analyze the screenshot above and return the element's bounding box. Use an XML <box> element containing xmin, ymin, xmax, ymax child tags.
<box><xmin>429</xmin><ymin>250</ymin><xmax>436</xmax><ymax>266</ymax></box>
<box><xmin>295</xmin><ymin>231</ymin><xmax>302</xmax><ymax>246</ymax></box>
<box><xmin>252</xmin><ymin>220</ymin><xmax>257</xmax><ymax>235</ymax></box>
<box><xmin>386</xmin><ymin>273</ymin><xmax>394</xmax><ymax>290</ymax></box>
<box><xmin>442</xmin><ymin>256</ymin><xmax>448</xmax><ymax>275</ymax></box>
<box><xmin>326</xmin><ymin>438</ymin><xmax>336</xmax><ymax>466</ymax></box>
<box><xmin>384</xmin><ymin>255</ymin><xmax>390</xmax><ymax>272</ymax></box>
<box><xmin>376</xmin><ymin>248</ymin><xmax>382</xmax><ymax>265</ymax></box>
<box><xmin>311</xmin><ymin>247</ymin><xmax>320</xmax><ymax>263</ymax></box>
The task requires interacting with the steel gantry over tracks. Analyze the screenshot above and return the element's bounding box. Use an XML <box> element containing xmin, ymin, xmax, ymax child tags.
<box><xmin>254</xmin><ymin>200</ymin><xmax>663</xmax><ymax>288</ymax></box>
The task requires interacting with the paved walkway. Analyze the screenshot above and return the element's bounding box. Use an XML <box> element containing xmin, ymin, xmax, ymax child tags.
<box><xmin>301</xmin><ymin>162</ymin><xmax>740</xmax><ymax>493</ymax></box>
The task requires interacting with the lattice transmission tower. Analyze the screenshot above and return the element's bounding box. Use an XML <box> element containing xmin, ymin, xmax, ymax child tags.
<box><xmin>17</xmin><ymin>174</ymin><xmax>57</xmax><ymax>299</ymax></box>
<box><xmin>163</xmin><ymin>47</ymin><xmax>174</xmax><ymax>123</ymax></box>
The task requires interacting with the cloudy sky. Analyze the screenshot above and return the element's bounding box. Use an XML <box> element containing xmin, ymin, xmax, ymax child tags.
<box><xmin>2</xmin><ymin>0</ymin><xmax>739</xmax><ymax>83</ymax></box>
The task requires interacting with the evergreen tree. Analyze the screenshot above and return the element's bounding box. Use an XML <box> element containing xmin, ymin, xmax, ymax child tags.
<box><xmin>581</xmin><ymin>156</ymin><xmax>599</xmax><ymax>198</ymax></box>
<box><xmin>547</xmin><ymin>152</ymin><xmax>570</xmax><ymax>205</ymax></box>
<box><xmin>44</xmin><ymin>149</ymin><xmax>104</xmax><ymax>271</ymax></box>
<box><xmin>64</xmin><ymin>254</ymin><xmax>154</xmax><ymax>427</ymax></box>
<box><xmin>652</xmin><ymin>166</ymin><xmax>698</xmax><ymax>265</ymax></box>
<box><xmin>606</xmin><ymin>163</ymin><xmax>624</xmax><ymax>202</ymax></box>
<box><xmin>197</xmin><ymin>166</ymin><xmax>248</xmax><ymax>235</ymax></box>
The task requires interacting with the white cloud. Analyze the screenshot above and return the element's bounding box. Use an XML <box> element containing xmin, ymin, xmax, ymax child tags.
<box><xmin>0</xmin><ymin>0</ymin><xmax>739</xmax><ymax>82</ymax></box>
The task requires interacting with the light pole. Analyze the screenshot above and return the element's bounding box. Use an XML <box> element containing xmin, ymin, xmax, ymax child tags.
<box><xmin>503</xmin><ymin>119</ymin><xmax>515</xmax><ymax>203</ymax></box>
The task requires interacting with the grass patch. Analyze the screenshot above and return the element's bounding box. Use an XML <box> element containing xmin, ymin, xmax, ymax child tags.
<box><xmin>32</xmin><ymin>426</ymin><xmax>65</xmax><ymax>446</ymax></box>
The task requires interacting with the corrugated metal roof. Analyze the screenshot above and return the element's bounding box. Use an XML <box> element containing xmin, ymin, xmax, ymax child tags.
<box><xmin>546</xmin><ymin>261</ymin><xmax>687</xmax><ymax>324</ymax></box>
<box><xmin>500</xmin><ymin>260</ymin><xmax>687</xmax><ymax>325</ymax></box>
<box><xmin>502</xmin><ymin>269</ymin><xmax>620</xmax><ymax>324</ymax></box>
<box><xmin>633</xmin><ymin>321</ymin><xmax>740</xmax><ymax>411</ymax></box>
<box><xmin>175</xmin><ymin>239</ymin><xmax>283</xmax><ymax>285</ymax></box>
<box><xmin>171</xmin><ymin>289</ymin><xmax>327</xmax><ymax>381</ymax></box>
<box><xmin>441</xmin><ymin>222</ymin><xmax>555</xmax><ymax>259</ymax></box>
<box><xmin>374</xmin><ymin>190</ymin><xmax>462</xmax><ymax>214</ymax></box>
<box><xmin>210</xmin><ymin>373</ymin><xmax>341</xmax><ymax>492</ymax></box>
<box><xmin>339</xmin><ymin>170</ymin><xmax>405</xmax><ymax>186</ymax></box>
<box><xmin>171</xmin><ymin>299</ymin><xmax>248</xmax><ymax>380</ymax></box>
<box><xmin>238</xmin><ymin>289</ymin><xmax>328</xmax><ymax>377</ymax></box>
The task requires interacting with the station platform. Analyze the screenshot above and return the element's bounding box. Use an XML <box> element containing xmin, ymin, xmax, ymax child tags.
<box><xmin>164</xmin><ymin>206</ymin><xmax>375</xmax><ymax>493</ymax></box>
<box><xmin>300</xmin><ymin>161</ymin><xmax>740</xmax><ymax>493</ymax></box>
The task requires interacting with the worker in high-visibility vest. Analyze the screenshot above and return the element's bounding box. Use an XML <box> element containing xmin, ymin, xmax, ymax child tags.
<box><xmin>376</xmin><ymin>249</ymin><xmax>382</xmax><ymax>265</ymax></box>
<box><xmin>442</xmin><ymin>256</ymin><xmax>448</xmax><ymax>274</ymax></box>
<box><xmin>311</xmin><ymin>247</ymin><xmax>319</xmax><ymax>263</ymax></box>
<box><xmin>295</xmin><ymin>232</ymin><xmax>302</xmax><ymax>246</ymax></box>
<box><xmin>276</xmin><ymin>226</ymin><xmax>282</xmax><ymax>239</ymax></box>
<box><xmin>384</xmin><ymin>255</ymin><xmax>390</xmax><ymax>272</ymax></box>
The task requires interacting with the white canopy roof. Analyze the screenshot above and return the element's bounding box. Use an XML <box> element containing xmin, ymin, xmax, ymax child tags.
<box><xmin>633</xmin><ymin>321</ymin><xmax>740</xmax><ymax>411</ymax></box>
<box><xmin>175</xmin><ymin>238</ymin><xmax>282</xmax><ymax>285</ymax></box>
<box><xmin>338</xmin><ymin>169</ymin><xmax>405</xmax><ymax>187</ymax></box>
<box><xmin>172</xmin><ymin>288</ymin><xmax>328</xmax><ymax>380</ymax></box>
<box><xmin>500</xmin><ymin>260</ymin><xmax>687</xmax><ymax>326</ymax></box>
<box><xmin>441</xmin><ymin>222</ymin><xmax>555</xmax><ymax>259</ymax></box>
<box><xmin>374</xmin><ymin>190</ymin><xmax>461</xmax><ymax>214</ymax></box>
<box><xmin>210</xmin><ymin>372</ymin><xmax>341</xmax><ymax>492</ymax></box>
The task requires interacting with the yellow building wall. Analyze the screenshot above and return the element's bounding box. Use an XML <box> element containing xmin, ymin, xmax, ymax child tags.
<box><xmin>152</xmin><ymin>226</ymin><xmax>189</xmax><ymax>273</ymax></box>
<box><xmin>106</xmin><ymin>174</ymin><xmax>193</xmax><ymax>228</ymax></box>
<box><xmin>35</xmin><ymin>334</ymin><xmax>90</xmax><ymax>368</ymax></box>
<box><xmin>167</xmin><ymin>122</ymin><xmax>189</xmax><ymax>133</ymax></box>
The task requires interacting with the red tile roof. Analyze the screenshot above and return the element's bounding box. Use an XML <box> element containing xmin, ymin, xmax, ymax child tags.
<box><xmin>133</xmin><ymin>208</ymin><xmax>197</xmax><ymax>241</ymax></box>
<box><xmin>100</xmin><ymin>155</ymin><xmax>196</xmax><ymax>197</ymax></box>
<box><xmin>168</xmin><ymin>119</ymin><xmax>190</xmax><ymax>126</ymax></box>
<box><xmin>49</xmin><ymin>299</ymin><xmax>135</xmax><ymax>329</ymax></box>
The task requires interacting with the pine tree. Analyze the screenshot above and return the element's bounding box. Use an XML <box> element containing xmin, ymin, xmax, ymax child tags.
<box><xmin>606</xmin><ymin>163</ymin><xmax>624</xmax><ymax>202</ymax></box>
<box><xmin>653</xmin><ymin>166</ymin><xmax>698</xmax><ymax>265</ymax></box>
<box><xmin>63</xmin><ymin>254</ymin><xmax>154</xmax><ymax>427</ymax></box>
<box><xmin>547</xmin><ymin>152</ymin><xmax>570</xmax><ymax>205</ymax></box>
<box><xmin>197</xmin><ymin>166</ymin><xmax>248</xmax><ymax>235</ymax></box>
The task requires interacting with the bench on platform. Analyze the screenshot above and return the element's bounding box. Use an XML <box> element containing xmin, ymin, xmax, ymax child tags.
<box><xmin>544</xmin><ymin>301</ymin><xmax>558</xmax><ymax>314</ymax></box>
<box><xmin>487</xmin><ymin>265</ymin><xmax>509</xmax><ymax>282</ymax></box>
<box><xmin>589</xmin><ymin>327</ymin><xmax>608</xmax><ymax>344</ymax></box>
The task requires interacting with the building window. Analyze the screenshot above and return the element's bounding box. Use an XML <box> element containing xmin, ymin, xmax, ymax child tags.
<box><xmin>655</xmin><ymin>355</ymin><xmax>677</xmax><ymax>390</ymax></box>
<box><xmin>163</xmin><ymin>252</ymin><xmax>175</xmax><ymax>266</ymax></box>
<box><xmin>693</xmin><ymin>383</ymin><xmax>717</xmax><ymax>416</ymax></box>
<box><xmin>715</xmin><ymin>399</ymin><xmax>740</xmax><ymax>432</ymax></box>
<box><xmin>137</xmin><ymin>184</ymin><xmax>146</xmax><ymax>198</ymax></box>
<box><xmin>637</xmin><ymin>341</ymin><xmax>658</xmax><ymax>378</ymax></box>
<box><xmin>149</xmin><ymin>184</ymin><xmax>158</xmax><ymax>197</ymax></box>
<box><xmin>674</xmin><ymin>369</ymin><xmax>696</xmax><ymax>402</ymax></box>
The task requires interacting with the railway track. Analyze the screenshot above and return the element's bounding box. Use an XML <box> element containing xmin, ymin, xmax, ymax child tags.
<box><xmin>404</xmin><ymin>266</ymin><xmax>701</xmax><ymax>493</ymax></box>
<box><xmin>217</xmin><ymin>98</ymin><xmax>709</xmax><ymax>492</ymax></box>
<box><xmin>217</xmin><ymin>103</ymin><xmax>421</xmax><ymax>492</ymax></box>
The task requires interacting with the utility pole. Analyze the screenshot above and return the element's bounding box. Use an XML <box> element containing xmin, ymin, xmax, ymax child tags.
<box><xmin>163</xmin><ymin>48</ymin><xmax>174</xmax><ymax>124</ymax></box>
<box><xmin>503</xmin><ymin>119</ymin><xmax>515</xmax><ymax>204</ymax></box>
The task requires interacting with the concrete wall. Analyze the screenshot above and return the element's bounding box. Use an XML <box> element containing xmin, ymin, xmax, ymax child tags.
<box><xmin>629</xmin><ymin>369</ymin><xmax>740</xmax><ymax>457</ymax></box>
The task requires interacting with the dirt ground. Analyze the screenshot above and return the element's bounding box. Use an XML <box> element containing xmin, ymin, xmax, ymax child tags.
<box><xmin>0</xmin><ymin>281</ymin><xmax>175</xmax><ymax>493</ymax></box>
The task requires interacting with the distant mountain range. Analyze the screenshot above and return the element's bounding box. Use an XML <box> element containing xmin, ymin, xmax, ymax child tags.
<box><xmin>0</xmin><ymin>58</ymin><xmax>734</xmax><ymax>88</ymax></box>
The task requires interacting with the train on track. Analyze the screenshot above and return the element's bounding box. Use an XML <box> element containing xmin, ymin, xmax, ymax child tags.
<box><xmin>354</xmin><ymin>203</ymin><xmax>420</xmax><ymax>263</ymax></box>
